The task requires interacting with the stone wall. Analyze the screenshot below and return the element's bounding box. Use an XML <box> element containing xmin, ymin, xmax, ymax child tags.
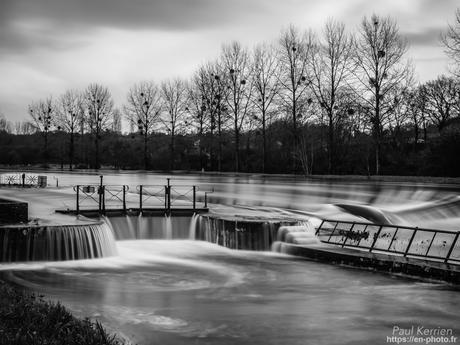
<box><xmin>0</xmin><ymin>199</ymin><xmax>28</xmax><ymax>224</ymax></box>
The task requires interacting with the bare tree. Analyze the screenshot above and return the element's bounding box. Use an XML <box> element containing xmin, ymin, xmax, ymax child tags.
<box><xmin>55</xmin><ymin>89</ymin><xmax>84</xmax><ymax>169</ymax></box>
<box><xmin>14</xmin><ymin>121</ymin><xmax>36</xmax><ymax>135</ymax></box>
<box><xmin>441</xmin><ymin>8</ymin><xmax>460</xmax><ymax>76</ymax></box>
<box><xmin>421</xmin><ymin>75</ymin><xmax>458</xmax><ymax>132</ymax></box>
<box><xmin>28</xmin><ymin>97</ymin><xmax>55</xmax><ymax>160</ymax></box>
<box><xmin>112</xmin><ymin>109</ymin><xmax>122</xmax><ymax>133</ymax></box>
<box><xmin>310</xmin><ymin>19</ymin><xmax>354</xmax><ymax>173</ymax></box>
<box><xmin>221</xmin><ymin>41</ymin><xmax>254</xmax><ymax>172</ymax></box>
<box><xmin>84</xmin><ymin>83</ymin><xmax>114</xmax><ymax>169</ymax></box>
<box><xmin>161</xmin><ymin>78</ymin><xmax>189</xmax><ymax>170</ymax></box>
<box><xmin>125</xmin><ymin>81</ymin><xmax>162</xmax><ymax>169</ymax></box>
<box><xmin>189</xmin><ymin>62</ymin><xmax>229</xmax><ymax>171</ymax></box>
<box><xmin>353</xmin><ymin>14</ymin><xmax>411</xmax><ymax>175</ymax></box>
<box><xmin>278</xmin><ymin>25</ymin><xmax>313</xmax><ymax>172</ymax></box>
<box><xmin>0</xmin><ymin>112</ymin><xmax>12</xmax><ymax>133</ymax></box>
<box><xmin>251</xmin><ymin>43</ymin><xmax>282</xmax><ymax>173</ymax></box>
<box><xmin>188</xmin><ymin>68</ymin><xmax>211</xmax><ymax>171</ymax></box>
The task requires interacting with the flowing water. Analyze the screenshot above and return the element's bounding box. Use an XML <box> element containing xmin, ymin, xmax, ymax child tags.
<box><xmin>1</xmin><ymin>172</ymin><xmax>460</xmax><ymax>344</ymax></box>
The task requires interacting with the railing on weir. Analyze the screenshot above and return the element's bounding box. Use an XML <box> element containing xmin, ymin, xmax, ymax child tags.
<box><xmin>74</xmin><ymin>182</ymin><xmax>212</xmax><ymax>214</ymax></box>
<box><xmin>315</xmin><ymin>219</ymin><xmax>460</xmax><ymax>264</ymax></box>
<box><xmin>0</xmin><ymin>173</ymin><xmax>47</xmax><ymax>188</ymax></box>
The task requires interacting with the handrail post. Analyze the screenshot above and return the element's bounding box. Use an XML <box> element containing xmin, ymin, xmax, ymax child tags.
<box><xmin>164</xmin><ymin>185</ymin><xmax>168</xmax><ymax>210</ymax></box>
<box><xmin>139</xmin><ymin>185</ymin><xmax>143</xmax><ymax>213</ymax></box>
<box><xmin>167</xmin><ymin>186</ymin><xmax>171</xmax><ymax>212</ymax></box>
<box><xmin>425</xmin><ymin>232</ymin><xmax>437</xmax><ymax>257</ymax></box>
<box><xmin>193</xmin><ymin>186</ymin><xmax>196</xmax><ymax>210</ymax></box>
<box><xmin>444</xmin><ymin>232</ymin><xmax>460</xmax><ymax>263</ymax></box>
<box><xmin>356</xmin><ymin>225</ymin><xmax>368</xmax><ymax>246</ymax></box>
<box><xmin>102</xmin><ymin>185</ymin><xmax>106</xmax><ymax>215</ymax></box>
<box><xmin>123</xmin><ymin>185</ymin><xmax>126</xmax><ymax>213</ymax></box>
<box><xmin>369</xmin><ymin>226</ymin><xmax>383</xmax><ymax>252</ymax></box>
<box><xmin>204</xmin><ymin>192</ymin><xmax>208</xmax><ymax>208</ymax></box>
<box><xmin>327</xmin><ymin>222</ymin><xmax>339</xmax><ymax>242</ymax></box>
<box><xmin>342</xmin><ymin>223</ymin><xmax>355</xmax><ymax>247</ymax></box>
<box><xmin>404</xmin><ymin>228</ymin><xmax>418</xmax><ymax>257</ymax></box>
<box><xmin>315</xmin><ymin>219</ymin><xmax>325</xmax><ymax>236</ymax></box>
<box><xmin>76</xmin><ymin>185</ymin><xmax>80</xmax><ymax>214</ymax></box>
<box><xmin>98</xmin><ymin>186</ymin><xmax>102</xmax><ymax>214</ymax></box>
<box><xmin>387</xmin><ymin>227</ymin><xmax>399</xmax><ymax>251</ymax></box>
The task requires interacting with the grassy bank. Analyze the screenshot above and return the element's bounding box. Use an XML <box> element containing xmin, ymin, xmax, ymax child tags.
<box><xmin>0</xmin><ymin>280</ymin><xmax>126</xmax><ymax>345</ymax></box>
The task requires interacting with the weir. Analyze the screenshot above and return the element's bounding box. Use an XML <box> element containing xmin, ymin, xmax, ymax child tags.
<box><xmin>103</xmin><ymin>213</ymin><xmax>303</xmax><ymax>251</ymax></box>
<box><xmin>0</xmin><ymin>221</ymin><xmax>117</xmax><ymax>262</ymax></box>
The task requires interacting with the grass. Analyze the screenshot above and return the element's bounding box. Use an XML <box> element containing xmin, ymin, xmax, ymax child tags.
<box><xmin>0</xmin><ymin>280</ymin><xmax>127</xmax><ymax>345</ymax></box>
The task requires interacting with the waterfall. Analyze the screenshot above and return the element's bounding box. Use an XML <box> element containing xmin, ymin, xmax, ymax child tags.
<box><xmin>189</xmin><ymin>213</ymin><xmax>199</xmax><ymax>240</ymax></box>
<box><xmin>105</xmin><ymin>215</ymin><xmax>194</xmax><ymax>240</ymax></box>
<box><xmin>195</xmin><ymin>215</ymin><xmax>296</xmax><ymax>251</ymax></box>
<box><xmin>0</xmin><ymin>222</ymin><xmax>117</xmax><ymax>262</ymax></box>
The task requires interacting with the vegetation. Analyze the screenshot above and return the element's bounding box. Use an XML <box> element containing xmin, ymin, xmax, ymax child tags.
<box><xmin>0</xmin><ymin>280</ymin><xmax>125</xmax><ymax>345</ymax></box>
<box><xmin>0</xmin><ymin>11</ymin><xmax>459</xmax><ymax>176</ymax></box>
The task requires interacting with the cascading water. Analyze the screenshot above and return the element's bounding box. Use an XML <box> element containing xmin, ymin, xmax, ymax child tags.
<box><xmin>0</xmin><ymin>222</ymin><xmax>117</xmax><ymax>262</ymax></box>
<box><xmin>105</xmin><ymin>215</ymin><xmax>195</xmax><ymax>240</ymax></box>
<box><xmin>194</xmin><ymin>215</ymin><xmax>298</xmax><ymax>251</ymax></box>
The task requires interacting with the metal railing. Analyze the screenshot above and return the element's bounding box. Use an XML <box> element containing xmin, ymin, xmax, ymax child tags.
<box><xmin>315</xmin><ymin>219</ymin><xmax>460</xmax><ymax>264</ymax></box>
<box><xmin>74</xmin><ymin>183</ymin><xmax>210</xmax><ymax>214</ymax></box>
<box><xmin>0</xmin><ymin>173</ymin><xmax>46</xmax><ymax>187</ymax></box>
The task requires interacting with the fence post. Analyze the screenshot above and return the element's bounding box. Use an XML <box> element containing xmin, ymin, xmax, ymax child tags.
<box><xmin>193</xmin><ymin>186</ymin><xmax>196</xmax><ymax>210</ymax></box>
<box><xmin>369</xmin><ymin>226</ymin><xmax>383</xmax><ymax>252</ymax></box>
<box><xmin>76</xmin><ymin>185</ymin><xmax>80</xmax><ymax>214</ymax></box>
<box><xmin>444</xmin><ymin>232</ymin><xmax>460</xmax><ymax>263</ymax></box>
<box><xmin>404</xmin><ymin>228</ymin><xmax>418</xmax><ymax>257</ymax></box>
<box><xmin>139</xmin><ymin>185</ymin><xmax>143</xmax><ymax>213</ymax></box>
<box><xmin>123</xmin><ymin>185</ymin><xmax>126</xmax><ymax>213</ymax></box>
<box><xmin>204</xmin><ymin>192</ymin><xmax>208</xmax><ymax>208</ymax></box>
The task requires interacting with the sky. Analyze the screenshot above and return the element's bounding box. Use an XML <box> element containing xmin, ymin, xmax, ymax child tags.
<box><xmin>0</xmin><ymin>0</ymin><xmax>458</xmax><ymax>122</ymax></box>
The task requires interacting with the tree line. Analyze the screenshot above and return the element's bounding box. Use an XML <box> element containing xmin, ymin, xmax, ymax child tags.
<box><xmin>1</xmin><ymin>12</ymin><xmax>460</xmax><ymax>176</ymax></box>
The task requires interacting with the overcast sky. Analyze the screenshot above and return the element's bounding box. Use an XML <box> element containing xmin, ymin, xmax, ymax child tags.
<box><xmin>0</xmin><ymin>0</ymin><xmax>458</xmax><ymax>122</ymax></box>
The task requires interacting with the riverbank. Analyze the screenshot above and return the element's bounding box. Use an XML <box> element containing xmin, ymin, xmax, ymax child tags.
<box><xmin>1</xmin><ymin>166</ymin><xmax>460</xmax><ymax>185</ymax></box>
<box><xmin>0</xmin><ymin>280</ymin><xmax>127</xmax><ymax>345</ymax></box>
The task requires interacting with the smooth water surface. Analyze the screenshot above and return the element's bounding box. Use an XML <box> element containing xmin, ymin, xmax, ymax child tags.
<box><xmin>2</xmin><ymin>240</ymin><xmax>459</xmax><ymax>345</ymax></box>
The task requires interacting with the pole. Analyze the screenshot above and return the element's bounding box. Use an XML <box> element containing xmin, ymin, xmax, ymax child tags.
<box><xmin>76</xmin><ymin>185</ymin><xmax>80</xmax><ymax>214</ymax></box>
<box><xmin>139</xmin><ymin>185</ymin><xmax>143</xmax><ymax>213</ymax></box>
<box><xmin>193</xmin><ymin>186</ymin><xmax>196</xmax><ymax>210</ymax></box>
<box><xmin>123</xmin><ymin>185</ymin><xmax>126</xmax><ymax>213</ymax></box>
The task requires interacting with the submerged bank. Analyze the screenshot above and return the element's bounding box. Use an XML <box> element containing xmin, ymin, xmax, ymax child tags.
<box><xmin>0</xmin><ymin>280</ymin><xmax>127</xmax><ymax>345</ymax></box>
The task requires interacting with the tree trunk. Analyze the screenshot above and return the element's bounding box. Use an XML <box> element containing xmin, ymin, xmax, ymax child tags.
<box><xmin>144</xmin><ymin>133</ymin><xmax>148</xmax><ymax>170</ymax></box>
<box><xmin>170</xmin><ymin>131</ymin><xmax>175</xmax><ymax>171</ymax></box>
<box><xmin>69</xmin><ymin>132</ymin><xmax>74</xmax><ymax>170</ymax></box>
<box><xmin>328</xmin><ymin>114</ymin><xmax>334</xmax><ymax>174</ymax></box>
<box><xmin>262</xmin><ymin>110</ymin><xmax>267</xmax><ymax>174</ymax></box>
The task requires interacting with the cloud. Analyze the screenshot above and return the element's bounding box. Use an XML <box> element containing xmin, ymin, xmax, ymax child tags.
<box><xmin>403</xmin><ymin>27</ymin><xmax>444</xmax><ymax>47</ymax></box>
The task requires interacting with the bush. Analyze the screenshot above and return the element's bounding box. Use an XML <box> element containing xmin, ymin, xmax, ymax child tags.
<box><xmin>0</xmin><ymin>281</ymin><xmax>126</xmax><ymax>345</ymax></box>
